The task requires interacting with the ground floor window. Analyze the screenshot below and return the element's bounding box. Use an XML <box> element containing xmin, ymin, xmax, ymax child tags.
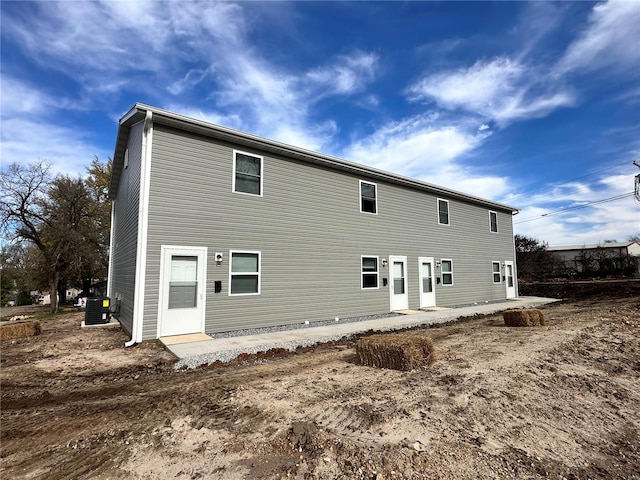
<box><xmin>441</xmin><ymin>259</ymin><xmax>453</xmax><ymax>285</ymax></box>
<box><xmin>229</xmin><ymin>251</ymin><xmax>261</xmax><ymax>295</ymax></box>
<box><xmin>492</xmin><ymin>261</ymin><xmax>501</xmax><ymax>283</ymax></box>
<box><xmin>361</xmin><ymin>256</ymin><xmax>379</xmax><ymax>289</ymax></box>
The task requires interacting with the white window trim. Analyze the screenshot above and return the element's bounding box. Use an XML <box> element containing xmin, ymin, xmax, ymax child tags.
<box><xmin>359</xmin><ymin>180</ymin><xmax>378</xmax><ymax>215</ymax></box>
<box><xmin>489</xmin><ymin>211</ymin><xmax>498</xmax><ymax>233</ymax></box>
<box><xmin>492</xmin><ymin>261</ymin><xmax>502</xmax><ymax>284</ymax></box>
<box><xmin>232</xmin><ymin>150</ymin><xmax>264</xmax><ymax>197</ymax></box>
<box><xmin>361</xmin><ymin>255</ymin><xmax>380</xmax><ymax>289</ymax></box>
<box><xmin>441</xmin><ymin>258</ymin><xmax>454</xmax><ymax>286</ymax></box>
<box><xmin>228</xmin><ymin>250</ymin><xmax>262</xmax><ymax>296</ymax></box>
<box><xmin>437</xmin><ymin>198</ymin><xmax>450</xmax><ymax>225</ymax></box>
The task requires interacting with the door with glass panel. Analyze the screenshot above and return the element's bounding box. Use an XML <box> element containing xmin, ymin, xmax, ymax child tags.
<box><xmin>418</xmin><ymin>257</ymin><xmax>436</xmax><ymax>308</ymax></box>
<box><xmin>504</xmin><ymin>260</ymin><xmax>516</xmax><ymax>299</ymax></box>
<box><xmin>389</xmin><ymin>255</ymin><xmax>408</xmax><ymax>311</ymax></box>
<box><xmin>159</xmin><ymin>246</ymin><xmax>207</xmax><ymax>337</ymax></box>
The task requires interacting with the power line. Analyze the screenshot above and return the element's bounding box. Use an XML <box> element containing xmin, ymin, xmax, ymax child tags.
<box><xmin>505</xmin><ymin>159</ymin><xmax>633</xmax><ymax>204</ymax></box>
<box><xmin>514</xmin><ymin>192</ymin><xmax>635</xmax><ymax>224</ymax></box>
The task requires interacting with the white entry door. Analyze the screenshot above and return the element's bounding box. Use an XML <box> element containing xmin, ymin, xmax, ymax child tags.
<box><xmin>159</xmin><ymin>246</ymin><xmax>207</xmax><ymax>337</ymax></box>
<box><xmin>418</xmin><ymin>257</ymin><xmax>436</xmax><ymax>308</ymax></box>
<box><xmin>504</xmin><ymin>260</ymin><xmax>516</xmax><ymax>299</ymax></box>
<box><xmin>389</xmin><ymin>255</ymin><xmax>409</xmax><ymax>311</ymax></box>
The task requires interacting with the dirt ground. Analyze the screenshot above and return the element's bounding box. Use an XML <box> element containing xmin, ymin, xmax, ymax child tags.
<box><xmin>1</xmin><ymin>295</ymin><xmax>639</xmax><ymax>479</ymax></box>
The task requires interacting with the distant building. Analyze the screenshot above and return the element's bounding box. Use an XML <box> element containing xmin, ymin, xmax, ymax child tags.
<box><xmin>39</xmin><ymin>287</ymin><xmax>81</xmax><ymax>305</ymax></box>
<box><xmin>548</xmin><ymin>241</ymin><xmax>640</xmax><ymax>277</ymax></box>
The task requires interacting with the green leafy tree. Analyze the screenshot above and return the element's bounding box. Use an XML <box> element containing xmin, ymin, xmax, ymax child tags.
<box><xmin>83</xmin><ymin>156</ymin><xmax>112</xmax><ymax>282</ymax></box>
<box><xmin>45</xmin><ymin>174</ymin><xmax>98</xmax><ymax>306</ymax></box>
<box><xmin>0</xmin><ymin>243</ymin><xmax>44</xmax><ymax>305</ymax></box>
<box><xmin>1</xmin><ymin>159</ymin><xmax>112</xmax><ymax>313</ymax></box>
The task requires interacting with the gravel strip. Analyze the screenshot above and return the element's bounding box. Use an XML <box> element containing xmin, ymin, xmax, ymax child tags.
<box><xmin>208</xmin><ymin>312</ymin><xmax>397</xmax><ymax>340</ymax></box>
<box><xmin>174</xmin><ymin>333</ymin><xmax>355</xmax><ymax>370</ymax></box>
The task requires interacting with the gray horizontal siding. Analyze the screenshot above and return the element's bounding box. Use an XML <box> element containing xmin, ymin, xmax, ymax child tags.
<box><xmin>141</xmin><ymin>125</ymin><xmax>516</xmax><ymax>339</ymax></box>
<box><xmin>110</xmin><ymin>121</ymin><xmax>143</xmax><ymax>335</ymax></box>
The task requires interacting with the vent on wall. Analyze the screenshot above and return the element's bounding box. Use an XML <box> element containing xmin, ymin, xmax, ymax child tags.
<box><xmin>124</xmin><ymin>149</ymin><xmax>129</xmax><ymax>169</ymax></box>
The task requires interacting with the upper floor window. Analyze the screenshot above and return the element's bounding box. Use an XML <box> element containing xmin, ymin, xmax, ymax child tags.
<box><xmin>361</xmin><ymin>256</ymin><xmax>379</xmax><ymax>289</ymax></box>
<box><xmin>233</xmin><ymin>151</ymin><xmax>263</xmax><ymax>196</ymax></box>
<box><xmin>360</xmin><ymin>181</ymin><xmax>377</xmax><ymax>214</ymax></box>
<box><xmin>492</xmin><ymin>261</ymin><xmax>501</xmax><ymax>283</ymax></box>
<box><xmin>489</xmin><ymin>211</ymin><xmax>498</xmax><ymax>233</ymax></box>
<box><xmin>441</xmin><ymin>259</ymin><xmax>453</xmax><ymax>285</ymax></box>
<box><xmin>438</xmin><ymin>199</ymin><xmax>449</xmax><ymax>225</ymax></box>
<box><xmin>229</xmin><ymin>251</ymin><xmax>261</xmax><ymax>295</ymax></box>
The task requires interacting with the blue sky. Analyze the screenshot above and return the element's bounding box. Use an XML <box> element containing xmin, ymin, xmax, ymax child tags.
<box><xmin>1</xmin><ymin>1</ymin><xmax>638</xmax><ymax>246</ymax></box>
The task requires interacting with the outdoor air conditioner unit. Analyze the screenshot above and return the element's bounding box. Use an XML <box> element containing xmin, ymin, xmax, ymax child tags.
<box><xmin>85</xmin><ymin>297</ymin><xmax>111</xmax><ymax>325</ymax></box>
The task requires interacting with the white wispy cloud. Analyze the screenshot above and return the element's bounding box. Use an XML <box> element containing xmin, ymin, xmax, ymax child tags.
<box><xmin>0</xmin><ymin>118</ymin><xmax>110</xmax><ymax>177</ymax></box>
<box><xmin>405</xmin><ymin>1</ymin><xmax>638</xmax><ymax>129</ymax></box>
<box><xmin>406</xmin><ymin>57</ymin><xmax>575</xmax><ymax>126</ymax></box>
<box><xmin>0</xmin><ymin>75</ymin><xmax>76</xmax><ymax>115</ymax></box>
<box><xmin>2</xmin><ymin>1</ymin><xmax>246</xmax><ymax>89</ymax></box>
<box><xmin>513</xmin><ymin>172</ymin><xmax>638</xmax><ymax>245</ymax></box>
<box><xmin>342</xmin><ymin>114</ymin><xmax>509</xmax><ymax>200</ymax></box>
<box><xmin>167</xmin><ymin>69</ymin><xmax>210</xmax><ymax>96</ymax></box>
<box><xmin>304</xmin><ymin>51</ymin><xmax>378</xmax><ymax>98</ymax></box>
<box><xmin>556</xmin><ymin>0</ymin><xmax>640</xmax><ymax>75</ymax></box>
<box><xmin>0</xmin><ymin>75</ymin><xmax>105</xmax><ymax>174</ymax></box>
<box><xmin>515</xmin><ymin>197</ymin><xmax>638</xmax><ymax>246</ymax></box>
<box><xmin>209</xmin><ymin>50</ymin><xmax>379</xmax><ymax>149</ymax></box>
<box><xmin>2</xmin><ymin>1</ymin><xmax>379</xmax><ymax>160</ymax></box>
<box><xmin>512</xmin><ymin>2</ymin><xmax>569</xmax><ymax>60</ymax></box>
<box><xmin>401</xmin><ymin>1</ymin><xmax>638</xmax><ymax>243</ymax></box>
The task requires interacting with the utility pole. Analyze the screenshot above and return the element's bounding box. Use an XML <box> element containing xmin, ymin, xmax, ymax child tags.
<box><xmin>634</xmin><ymin>160</ymin><xmax>640</xmax><ymax>202</ymax></box>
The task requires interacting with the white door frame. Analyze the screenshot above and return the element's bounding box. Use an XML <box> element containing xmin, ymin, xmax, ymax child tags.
<box><xmin>389</xmin><ymin>255</ymin><xmax>409</xmax><ymax>311</ymax></box>
<box><xmin>418</xmin><ymin>256</ymin><xmax>436</xmax><ymax>308</ymax></box>
<box><xmin>157</xmin><ymin>245</ymin><xmax>207</xmax><ymax>337</ymax></box>
<box><xmin>504</xmin><ymin>260</ymin><xmax>516</xmax><ymax>299</ymax></box>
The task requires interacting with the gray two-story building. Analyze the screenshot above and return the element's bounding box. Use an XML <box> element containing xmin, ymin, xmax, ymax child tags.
<box><xmin>108</xmin><ymin>104</ymin><xmax>519</xmax><ymax>343</ymax></box>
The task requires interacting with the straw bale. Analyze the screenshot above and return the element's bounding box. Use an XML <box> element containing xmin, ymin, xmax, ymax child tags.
<box><xmin>503</xmin><ymin>309</ymin><xmax>546</xmax><ymax>327</ymax></box>
<box><xmin>356</xmin><ymin>333</ymin><xmax>435</xmax><ymax>371</ymax></box>
<box><xmin>0</xmin><ymin>319</ymin><xmax>42</xmax><ymax>341</ymax></box>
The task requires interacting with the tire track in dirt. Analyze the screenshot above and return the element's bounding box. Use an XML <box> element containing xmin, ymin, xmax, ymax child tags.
<box><xmin>2</xmin><ymin>297</ymin><xmax>639</xmax><ymax>479</ymax></box>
